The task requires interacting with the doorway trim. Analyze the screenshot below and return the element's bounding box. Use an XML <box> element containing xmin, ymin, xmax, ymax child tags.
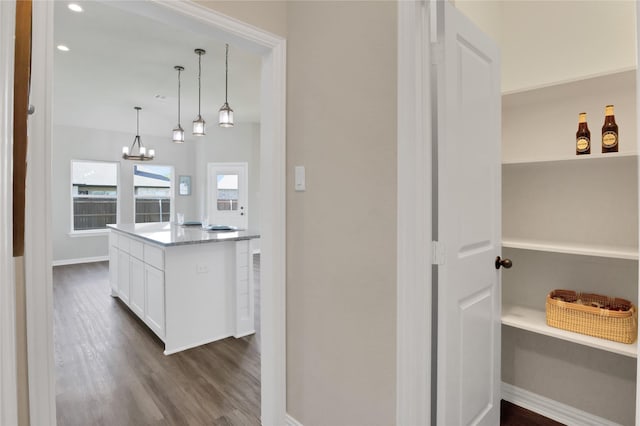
<box><xmin>0</xmin><ymin>1</ymin><xmax>18</xmax><ymax>424</ymax></box>
<box><xmin>26</xmin><ymin>1</ymin><xmax>287</xmax><ymax>425</ymax></box>
<box><xmin>396</xmin><ymin>1</ymin><xmax>433</xmax><ymax>425</ymax></box>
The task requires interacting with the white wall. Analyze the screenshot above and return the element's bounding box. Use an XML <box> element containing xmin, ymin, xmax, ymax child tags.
<box><xmin>456</xmin><ymin>0</ymin><xmax>637</xmax><ymax>93</ymax></box>
<box><xmin>52</xmin><ymin>123</ymin><xmax>260</xmax><ymax>262</ymax></box>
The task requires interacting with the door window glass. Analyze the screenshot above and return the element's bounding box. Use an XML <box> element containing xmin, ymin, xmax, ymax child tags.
<box><xmin>216</xmin><ymin>173</ymin><xmax>239</xmax><ymax>211</ymax></box>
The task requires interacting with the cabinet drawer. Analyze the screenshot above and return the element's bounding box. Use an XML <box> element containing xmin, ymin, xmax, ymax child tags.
<box><xmin>130</xmin><ymin>239</ymin><xmax>144</xmax><ymax>260</ymax></box>
<box><xmin>144</xmin><ymin>244</ymin><xmax>164</xmax><ymax>270</ymax></box>
<box><xmin>117</xmin><ymin>234</ymin><xmax>130</xmax><ymax>253</ymax></box>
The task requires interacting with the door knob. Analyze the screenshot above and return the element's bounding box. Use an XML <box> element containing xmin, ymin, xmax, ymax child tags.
<box><xmin>495</xmin><ymin>256</ymin><xmax>513</xmax><ymax>270</ymax></box>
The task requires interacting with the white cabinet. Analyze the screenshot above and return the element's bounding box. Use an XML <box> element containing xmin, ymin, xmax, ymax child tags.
<box><xmin>129</xmin><ymin>256</ymin><xmax>145</xmax><ymax>318</ymax></box>
<box><xmin>108</xmin><ymin>227</ymin><xmax>258</xmax><ymax>354</ymax></box>
<box><xmin>108</xmin><ymin>245</ymin><xmax>118</xmax><ymax>296</ymax></box>
<box><xmin>117</xmin><ymin>249</ymin><xmax>130</xmax><ymax>305</ymax></box>
<box><xmin>110</xmin><ymin>231</ymin><xmax>165</xmax><ymax>340</ymax></box>
<box><xmin>144</xmin><ymin>264</ymin><xmax>165</xmax><ymax>339</ymax></box>
<box><xmin>502</xmin><ymin>69</ymin><xmax>638</xmax><ymax>425</ymax></box>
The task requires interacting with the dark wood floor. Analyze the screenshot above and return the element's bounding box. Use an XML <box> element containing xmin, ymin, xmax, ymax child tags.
<box><xmin>53</xmin><ymin>257</ymin><xmax>261</xmax><ymax>426</ymax></box>
<box><xmin>54</xmin><ymin>258</ymin><xmax>560</xmax><ymax>425</ymax></box>
<box><xmin>501</xmin><ymin>400</ymin><xmax>564</xmax><ymax>426</ymax></box>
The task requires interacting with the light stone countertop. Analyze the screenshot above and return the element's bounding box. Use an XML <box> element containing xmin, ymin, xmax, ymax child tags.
<box><xmin>107</xmin><ymin>222</ymin><xmax>260</xmax><ymax>247</ymax></box>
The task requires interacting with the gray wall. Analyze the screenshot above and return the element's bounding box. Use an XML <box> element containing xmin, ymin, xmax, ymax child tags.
<box><xmin>285</xmin><ymin>2</ymin><xmax>397</xmax><ymax>425</ymax></box>
<box><xmin>52</xmin><ymin>123</ymin><xmax>259</xmax><ymax>262</ymax></box>
<box><xmin>201</xmin><ymin>2</ymin><xmax>398</xmax><ymax>424</ymax></box>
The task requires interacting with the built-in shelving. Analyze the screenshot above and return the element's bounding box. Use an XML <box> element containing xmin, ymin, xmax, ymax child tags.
<box><xmin>502</xmin><ymin>152</ymin><xmax>638</xmax><ymax>166</ymax></box>
<box><xmin>502</xmin><ymin>68</ymin><xmax>637</xmax><ymax>165</ymax></box>
<box><xmin>501</xmin><ymin>67</ymin><xmax>637</xmax><ymax>98</ymax></box>
<box><xmin>502</xmin><ymin>304</ymin><xmax>637</xmax><ymax>358</ymax></box>
<box><xmin>502</xmin><ymin>238</ymin><xmax>638</xmax><ymax>260</ymax></box>
<box><xmin>497</xmin><ymin>15</ymin><xmax>638</xmax><ymax>422</ymax></box>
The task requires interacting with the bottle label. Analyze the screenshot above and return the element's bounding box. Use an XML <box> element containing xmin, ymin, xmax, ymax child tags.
<box><xmin>602</xmin><ymin>131</ymin><xmax>618</xmax><ymax>148</ymax></box>
<box><xmin>576</xmin><ymin>137</ymin><xmax>590</xmax><ymax>152</ymax></box>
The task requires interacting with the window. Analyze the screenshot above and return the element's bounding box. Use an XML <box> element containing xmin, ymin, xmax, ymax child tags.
<box><xmin>71</xmin><ymin>160</ymin><xmax>118</xmax><ymax>231</ymax></box>
<box><xmin>134</xmin><ymin>165</ymin><xmax>173</xmax><ymax>223</ymax></box>
<box><xmin>216</xmin><ymin>173</ymin><xmax>239</xmax><ymax>211</ymax></box>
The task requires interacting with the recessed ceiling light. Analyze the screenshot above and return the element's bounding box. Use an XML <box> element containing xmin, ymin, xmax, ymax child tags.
<box><xmin>154</xmin><ymin>94</ymin><xmax>166</xmax><ymax>100</ymax></box>
<box><xmin>68</xmin><ymin>3</ymin><xmax>83</xmax><ymax>12</ymax></box>
<box><xmin>57</xmin><ymin>45</ymin><xmax>70</xmax><ymax>52</ymax></box>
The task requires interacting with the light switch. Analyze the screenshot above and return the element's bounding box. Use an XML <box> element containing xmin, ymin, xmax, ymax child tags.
<box><xmin>295</xmin><ymin>166</ymin><xmax>306</xmax><ymax>191</ymax></box>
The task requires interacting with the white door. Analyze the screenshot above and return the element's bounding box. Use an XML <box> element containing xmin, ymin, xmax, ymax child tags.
<box><xmin>207</xmin><ymin>162</ymin><xmax>248</xmax><ymax>229</ymax></box>
<box><xmin>435</xmin><ymin>2</ymin><xmax>503</xmax><ymax>425</ymax></box>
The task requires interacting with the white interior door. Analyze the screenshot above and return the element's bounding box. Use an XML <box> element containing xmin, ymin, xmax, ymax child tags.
<box><xmin>435</xmin><ymin>2</ymin><xmax>502</xmax><ymax>425</ymax></box>
<box><xmin>207</xmin><ymin>162</ymin><xmax>248</xmax><ymax>229</ymax></box>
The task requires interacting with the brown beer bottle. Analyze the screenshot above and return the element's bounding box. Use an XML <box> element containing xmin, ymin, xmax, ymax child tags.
<box><xmin>601</xmin><ymin>105</ymin><xmax>619</xmax><ymax>153</ymax></box>
<box><xmin>576</xmin><ymin>112</ymin><xmax>590</xmax><ymax>155</ymax></box>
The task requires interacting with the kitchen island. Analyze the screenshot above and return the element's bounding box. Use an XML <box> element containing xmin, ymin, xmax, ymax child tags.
<box><xmin>107</xmin><ymin>222</ymin><xmax>260</xmax><ymax>355</ymax></box>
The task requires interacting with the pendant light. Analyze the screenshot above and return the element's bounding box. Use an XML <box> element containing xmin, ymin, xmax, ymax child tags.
<box><xmin>172</xmin><ymin>65</ymin><xmax>185</xmax><ymax>143</ymax></box>
<box><xmin>192</xmin><ymin>48</ymin><xmax>206</xmax><ymax>136</ymax></box>
<box><xmin>122</xmin><ymin>107</ymin><xmax>154</xmax><ymax>161</ymax></box>
<box><xmin>218</xmin><ymin>43</ymin><xmax>234</xmax><ymax>127</ymax></box>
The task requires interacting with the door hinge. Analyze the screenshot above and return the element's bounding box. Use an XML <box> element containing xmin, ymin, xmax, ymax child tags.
<box><xmin>432</xmin><ymin>241</ymin><xmax>445</xmax><ymax>265</ymax></box>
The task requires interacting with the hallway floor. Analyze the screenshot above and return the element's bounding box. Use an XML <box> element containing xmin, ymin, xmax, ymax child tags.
<box><xmin>53</xmin><ymin>259</ymin><xmax>261</xmax><ymax>425</ymax></box>
<box><xmin>53</xmin><ymin>259</ymin><xmax>559</xmax><ymax>425</ymax></box>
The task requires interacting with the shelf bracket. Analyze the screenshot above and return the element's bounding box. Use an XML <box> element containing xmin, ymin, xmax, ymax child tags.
<box><xmin>432</xmin><ymin>241</ymin><xmax>445</xmax><ymax>265</ymax></box>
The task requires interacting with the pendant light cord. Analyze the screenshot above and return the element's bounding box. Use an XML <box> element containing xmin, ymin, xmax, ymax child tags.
<box><xmin>225</xmin><ymin>44</ymin><xmax>229</xmax><ymax>104</ymax></box>
<box><xmin>177</xmin><ymin>68</ymin><xmax>181</xmax><ymax>124</ymax></box>
<box><xmin>198</xmin><ymin>52</ymin><xmax>202</xmax><ymax>115</ymax></box>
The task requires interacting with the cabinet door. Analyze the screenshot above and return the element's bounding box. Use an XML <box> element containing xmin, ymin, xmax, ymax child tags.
<box><xmin>117</xmin><ymin>250</ymin><xmax>130</xmax><ymax>305</ymax></box>
<box><xmin>144</xmin><ymin>264</ymin><xmax>165</xmax><ymax>339</ymax></box>
<box><xmin>129</xmin><ymin>257</ymin><xmax>144</xmax><ymax>318</ymax></box>
<box><xmin>108</xmin><ymin>246</ymin><xmax>118</xmax><ymax>296</ymax></box>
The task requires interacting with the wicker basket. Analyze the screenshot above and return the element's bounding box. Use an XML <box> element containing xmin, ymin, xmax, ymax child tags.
<box><xmin>546</xmin><ymin>289</ymin><xmax>638</xmax><ymax>344</ymax></box>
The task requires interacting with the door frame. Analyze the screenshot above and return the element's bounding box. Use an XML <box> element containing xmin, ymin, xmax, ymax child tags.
<box><xmin>25</xmin><ymin>1</ymin><xmax>287</xmax><ymax>425</ymax></box>
<box><xmin>0</xmin><ymin>1</ymin><xmax>18</xmax><ymax>424</ymax></box>
<box><xmin>396</xmin><ymin>1</ymin><xmax>433</xmax><ymax>425</ymax></box>
<box><xmin>206</xmin><ymin>161</ymin><xmax>249</xmax><ymax>228</ymax></box>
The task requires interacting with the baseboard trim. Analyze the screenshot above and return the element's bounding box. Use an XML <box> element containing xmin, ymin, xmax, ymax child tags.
<box><xmin>502</xmin><ymin>382</ymin><xmax>621</xmax><ymax>426</ymax></box>
<box><xmin>285</xmin><ymin>414</ymin><xmax>303</xmax><ymax>426</ymax></box>
<box><xmin>52</xmin><ymin>256</ymin><xmax>109</xmax><ymax>267</ymax></box>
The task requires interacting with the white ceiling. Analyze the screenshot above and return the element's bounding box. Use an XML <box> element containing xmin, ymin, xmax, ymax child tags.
<box><xmin>53</xmin><ymin>1</ymin><xmax>262</xmax><ymax>139</ymax></box>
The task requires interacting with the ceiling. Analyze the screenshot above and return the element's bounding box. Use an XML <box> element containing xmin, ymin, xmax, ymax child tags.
<box><xmin>53</xmin><ymin>1</ymin><xmax>262</xmax><ymax>139</ymax></box>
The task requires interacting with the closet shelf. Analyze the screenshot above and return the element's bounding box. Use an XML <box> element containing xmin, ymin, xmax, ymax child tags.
<box><xmin>501</xmin><ymin>67</ymin><xmax>636</xmax><ymax>98</ymax></box>
<box><xmin>502</xmin><ymin>304</ymin><xmax>637</xmax><ymax>358</ymax></box>
<box><xmin>502</xmin><ymin>151</ymin><xmax>638</xmax><ymax>166</ymax></box>
<box><xmin>502</xmin><ymin>238</ymin><xmax>638</xmax><ymax>260</ymax></box>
